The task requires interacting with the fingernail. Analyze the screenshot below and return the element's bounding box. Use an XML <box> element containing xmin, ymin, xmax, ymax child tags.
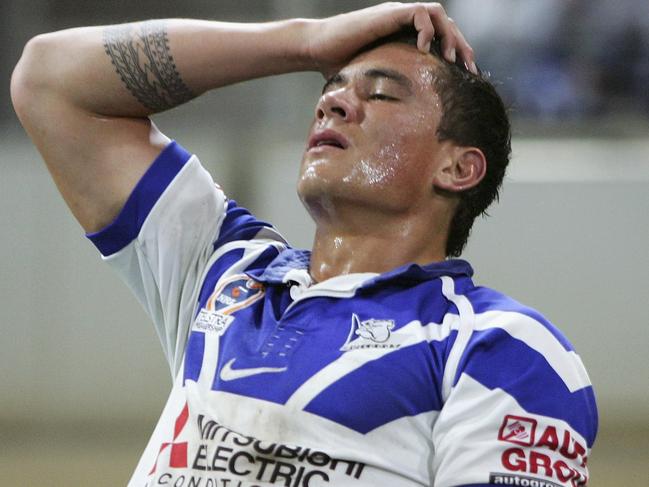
<box><xmin>470</xmin><ymin>61</ymin><xmax>478</xmax><ymax>74</ymax></box>
<box><xmin>448</xmin><ymin>48</ymin><xmax>456</xmax><ymax>63</ymax></box>
<box><xmin>424</xmin><ymin>41</ymin><xmax>431</xmax><ymax>53</ymax></box>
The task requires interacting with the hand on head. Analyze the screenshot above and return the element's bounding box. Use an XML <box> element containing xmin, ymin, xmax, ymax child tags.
<box><xmin>305</xmin><ymin>2</ymin><xmax>477</xmax><ymax>77</ymax></box>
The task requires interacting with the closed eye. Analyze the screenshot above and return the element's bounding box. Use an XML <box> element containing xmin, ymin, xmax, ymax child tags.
<box><xmin>368</xmin><ymin>93</ymin><xmax>398</xmax><ymax>101</ymax></box>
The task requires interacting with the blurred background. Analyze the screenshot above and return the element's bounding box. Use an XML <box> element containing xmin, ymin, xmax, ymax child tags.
<box><xmin>1</xmin><ymin>1</ymin><xmax>647</xmax><ymax>486</ymax></box>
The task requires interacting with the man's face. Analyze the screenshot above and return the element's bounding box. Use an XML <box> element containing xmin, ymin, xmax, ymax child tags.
<box><xmin>298</xmin><ymin>42</ymin><xmax>448</xmax><ymax>219</ymax></box>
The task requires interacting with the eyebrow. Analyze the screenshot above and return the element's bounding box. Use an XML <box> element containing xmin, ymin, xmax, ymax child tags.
<box><xmin>322</xmin><ymin>68</ymin><xmax>413</xmax><ymax>94</ymax></box>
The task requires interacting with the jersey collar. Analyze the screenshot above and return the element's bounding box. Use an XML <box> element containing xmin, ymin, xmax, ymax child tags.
<box><xmin>247</xmin><ymin>248</ymin><xmax>473</xmax><ymax>290</ymax></box>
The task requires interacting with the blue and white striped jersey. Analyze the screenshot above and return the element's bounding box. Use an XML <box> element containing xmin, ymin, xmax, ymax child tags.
<box><xmin>88</xmin><ymin>142</ymin><xmax>597</xmax><ymax>487</ymax></box>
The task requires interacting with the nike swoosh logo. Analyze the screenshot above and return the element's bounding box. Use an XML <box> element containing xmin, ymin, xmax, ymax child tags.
<box><xmin>219</xmin><ymin>358</ymin><xmax>288</xmax><ymax>381</ymax></box>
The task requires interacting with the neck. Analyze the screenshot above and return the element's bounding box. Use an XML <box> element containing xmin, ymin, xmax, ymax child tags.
<box><xmin>308</xmin><ymin>210</ymin><xmax>451</xmax><ymax>283</ymax></box>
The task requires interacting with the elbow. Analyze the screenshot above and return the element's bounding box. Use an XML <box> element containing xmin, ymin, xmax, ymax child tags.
<box><xmin>11</xmin><ymin>34</ymin><xmax>60</xmax><ymax>118</ymax></box>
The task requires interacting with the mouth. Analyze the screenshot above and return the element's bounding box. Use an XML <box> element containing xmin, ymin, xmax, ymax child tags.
<box><xmin>307</xmin><ymin>129</ymin><xmax>349</xmax><ymax>151</ymax></box>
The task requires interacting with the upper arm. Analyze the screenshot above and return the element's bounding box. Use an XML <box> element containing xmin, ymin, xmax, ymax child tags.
<box><xmin>12</xmin><ymin>87</ymin><xmax>167</xmax><ymax>232</ymax></box>
<box><xmin>11</xmin><ymin>34</ymin><xmax>168</xmax><ymax>233</ymax></box>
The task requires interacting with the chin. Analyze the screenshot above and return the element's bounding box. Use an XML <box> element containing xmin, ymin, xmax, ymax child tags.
<box><xmin>298</xmin><ymin>159</ymin><xmax>342</xmax><ymax>195</ymax></box>
<box><xmin>297</xmin><ymin>172</ymin><xmax>352</xmax><ymax>220</ymax></box>
<box><xmin>297</xmin><ymin>174</ymin><xmax>327</xmax><ymax>205</ymax></box>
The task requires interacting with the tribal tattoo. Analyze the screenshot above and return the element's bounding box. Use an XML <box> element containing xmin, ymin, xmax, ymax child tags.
<box><xmin>103</xmin><ymin>21</ymin><xmax>195</xmax><ymax>112</ymax></box>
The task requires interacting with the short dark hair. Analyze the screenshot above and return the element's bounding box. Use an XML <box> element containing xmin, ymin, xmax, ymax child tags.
<box><xmin>363</xmin><ymin>30</ymin><xmax>512</xmax><ymax>257</ymax></box>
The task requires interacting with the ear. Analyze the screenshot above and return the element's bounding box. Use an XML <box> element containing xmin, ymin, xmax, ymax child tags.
<box><xmin>432</xmin><ymin>146</ymin><xmax>486</xmax><ymax>192</ymax></box>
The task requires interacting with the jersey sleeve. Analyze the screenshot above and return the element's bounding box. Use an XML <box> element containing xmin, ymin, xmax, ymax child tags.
<box><xmin>86</xmin><ymin>141</ymin><xmax>282</xmax><ymax>375</ymax></box>
<box><xmin>431</xmin><ymin>310</ymin><xmax>598</xmax><ymax>487</ymax></box>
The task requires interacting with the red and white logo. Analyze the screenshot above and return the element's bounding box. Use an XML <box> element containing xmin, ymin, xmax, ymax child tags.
<box><xmin>497</xmin><ymin>414</ymin><xmax>589</xmax><ymax>486</ymax></box>
<box><xmin>498</xmin><ymin>415</ymin><xmax>538</xmax><ymax>446</ymax></box>
<box><xmin>149</xmin><ymin>402</ymin><xmax>189</xmax><ymax>475</ymax></box>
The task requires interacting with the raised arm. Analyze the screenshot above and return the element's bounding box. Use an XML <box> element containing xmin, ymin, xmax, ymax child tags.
<box><xmin>10</xmin><ymin>3</ymin><xmax>473</xmax><ymax>232</ymax></box>
<box><xmin>9</xmin><ymin>19</ymin><xmax>316</xmax><ymax>232</ymax></box>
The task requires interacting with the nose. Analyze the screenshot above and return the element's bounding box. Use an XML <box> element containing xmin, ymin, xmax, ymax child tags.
<box><xmin>315</xmin><ymin>89</ymin><xmax>361</xmax><ymax>123</ymax></box>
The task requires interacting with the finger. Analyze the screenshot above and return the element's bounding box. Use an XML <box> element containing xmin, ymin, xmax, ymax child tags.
<box><xmin>452</xmin><ymin>25</ymin><xmax>478</xmax><ymax>74</ymax></box>
<box><xmin>438</xmin><ymin>23</ymin><xmax>457</xmax><ymax>63</ymax></box>
<box><xmin>412</xmin><ymin>6</ymin><xmax>435</xmax><ymax>53</ymax></box>
<box><xmin>461</xmin><ymin>41</ymin><xmax>478</xmax><ymax>74</ymax></box>
<box><xmin>425</xmin><ymin>4</ymin><xmax>456</xmax><ymax>63</ymax></box>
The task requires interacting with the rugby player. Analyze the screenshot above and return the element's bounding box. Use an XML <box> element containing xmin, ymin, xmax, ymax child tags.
<box><xmin>11</xmin><ymin>3</ymin><xmax>597</xmax><ymax>486</ymax></box>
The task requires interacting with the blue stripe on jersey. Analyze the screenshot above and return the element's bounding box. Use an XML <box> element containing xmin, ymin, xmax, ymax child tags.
<box><xmin>454</xmin><ymin>278</ymin><xmax>574</xmax><ymax>352</ymax></box>
<box><xmin>212</xmin><ymin>295</ymin><xmax>351</xmax><ymax>402</ymax></box>
<box><xmin>304</xmin><ymin>337</ymin><xmax>452</xmax><ymax>434</ymax></box>
<box><xmin>246</xmin><ymin>246</ymin><xmax>286</xmax><ymax>278</ymax></box>
<box><xmin>458</xmin><ymin>327</ymin><xmax>598</xmax><ymax>446</ymax></box>
<box><xmin>364</xmin><ymin>259</ymin><xmax>474</xmax><ymax>288</ymax></box>
<box><xmin>184</xmin><ymin>330</ymin><xmax>205</xmax><ymax>385</ymax></box>
<box><xmin>213</xmin><ymin>200</ymin><xmax>273</xmax><ymax>250</ymax></box>
<box><xmin>184</xmin><ymin>247</ymin><xmax>246</xmax><ymax>385</ymax></box>
<box><xmin>86</xmin><ymin>141</ymin><xmax>191</xmax><ymax>256</ymax></box>
<box><xmin>209</xmin><ymin>275</ymin><xmax>454</xmax><ymax>400</ymax></box>
<box><xmin>195</xmin><ymin>248</ymin><xmax>247</xmax><ymax>307</ymax></box>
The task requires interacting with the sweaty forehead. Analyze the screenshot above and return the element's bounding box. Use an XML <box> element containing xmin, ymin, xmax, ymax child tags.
<box><xmin>342</xmin><ymin>42</ymin><xmax>444</xmax><ymax>87</ymax></box>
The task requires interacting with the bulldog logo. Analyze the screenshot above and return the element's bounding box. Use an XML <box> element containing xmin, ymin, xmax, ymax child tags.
<box><xmin>340</xmin><ymin>314</ymin><xmax>399</xmax><ymax>351</ymax></box>
<box><xmin>354</xmin><ymin>314</ymin><xmax>394</xmax><ymax>343</ymax></box>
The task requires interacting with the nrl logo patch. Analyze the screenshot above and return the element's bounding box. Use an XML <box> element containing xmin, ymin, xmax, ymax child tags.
<box><xmin>192</xmin><ymin>274</ymin><xmax>265</xmax><ymax>335</ymax></box>
<box><xmin>340</xmin><ymin>313</ymin><xmax>402</xmax><ymax>351</ymax></box>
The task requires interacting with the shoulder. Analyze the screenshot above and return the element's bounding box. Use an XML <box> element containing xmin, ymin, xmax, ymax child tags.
<box><xmin>441</xmin><ymin>276</ymin><xmax>582</xmax><ymax>384</ymax></box>
<box><xmin>449</xmin><ymin>282</ymin><xmax>598</xmax><ymax>449</ymax></box>
<box><xmin>463</xmin><ymin>284</ymin><xmax>575</xmax><ymax>351</ymax></box>
<box><xmin>458</xmin><ymin>283</ymin><xmax>589</xmax><ymax>396</ymax></box>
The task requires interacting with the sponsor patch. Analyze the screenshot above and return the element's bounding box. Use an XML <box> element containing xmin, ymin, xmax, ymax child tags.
<box><xmin>149</xmin><ymin>402</ymin><xmax>190</xmax><ymax>475</ymax></box>
<box><xmin>148</xmin><ymin>411</ymin><xmax>367</xmax><ymax>485</ymax></box>
<box><xmin>499</xmin><ymin>415</ymin><xmax>538</xmax><ymax>446</ymax></box>
<box><xmin>497</xmin><ymin>415</ymin><xmax>589</xmax><ymax>486</ymax></box>
<box><xmin>192</xmin><ymin>309</ymin><xmax>234</xmax><ymax>334</ymax></box>
<box><xmin>193</xmin><ymin>275</ymin><xmax>265</xmax><ymax>335</ymax></box>
<box><xmin>489</xmin><ymin>472</ymin><xmax>563</xmax><ymax>486</ymax></box>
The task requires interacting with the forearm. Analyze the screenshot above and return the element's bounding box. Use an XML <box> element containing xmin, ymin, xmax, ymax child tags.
<box><xmin>14</xmin><ymin>18</ymin><xmax>314</xmax><ymax>117</ymax></box>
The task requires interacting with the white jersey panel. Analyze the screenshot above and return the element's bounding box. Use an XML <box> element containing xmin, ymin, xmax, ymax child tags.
<box><xmin>93</xmin><ymin>144</ymin><xmax>227</xmax><ymax>374</ymax></box>
<box><xmin>433</xmin><ymin>374</ymin><xmax>590</xmax><ymax>487</ymax></box>
<box><xmin>473</xmin><ymin>310</ymin><xmax>592</xmax><ymax>393</ymax></box>
<box><xmin>131</xmin><ymin>368</ymin><xmax>439</xmax><ymax>487</ymax></box>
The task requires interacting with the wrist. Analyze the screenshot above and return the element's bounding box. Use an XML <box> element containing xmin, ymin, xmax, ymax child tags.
<box><xmin>276</xmin><ymin>18</ymin><xmax>321</xmax><ymax>73</ymax></box>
